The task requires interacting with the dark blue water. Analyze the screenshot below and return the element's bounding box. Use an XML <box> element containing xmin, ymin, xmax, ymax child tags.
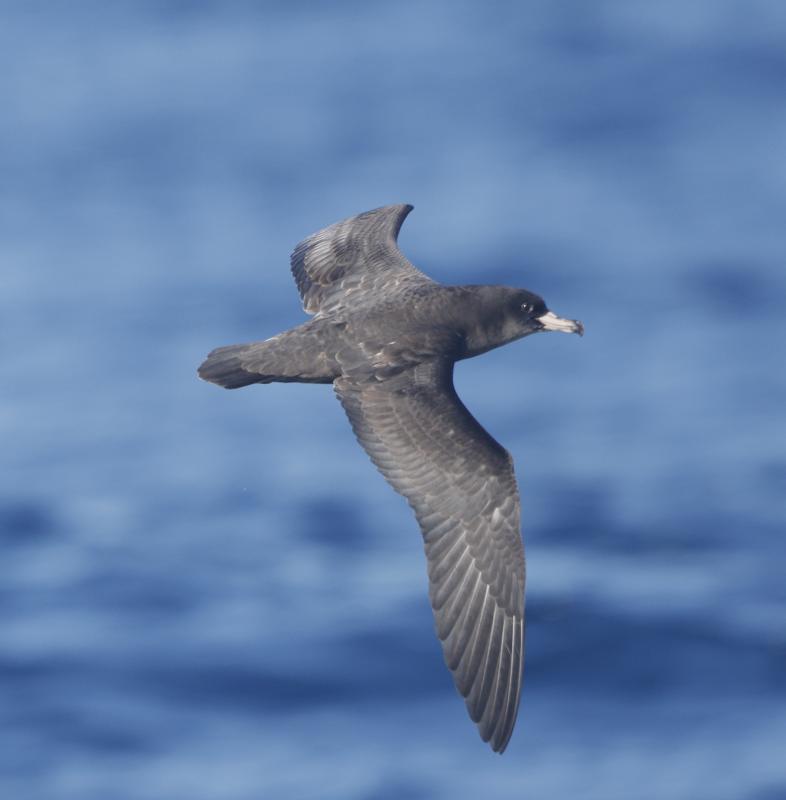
<box><xmin>2</xmin><ymin>2</ymin><xmax>785</xmax><ymax>798</ymax></box>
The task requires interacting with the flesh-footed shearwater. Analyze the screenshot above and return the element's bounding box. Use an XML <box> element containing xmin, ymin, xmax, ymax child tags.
<box><xmin>198</xmin><ymin>204</ymin><xmax>583</xmax><ymax>753</ymax></box>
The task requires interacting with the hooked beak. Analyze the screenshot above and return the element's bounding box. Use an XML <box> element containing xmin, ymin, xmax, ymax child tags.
<box><xmin>537</xmin><ymin>310</ymin><xmax>584</xmax><ymax>337</ymax></box>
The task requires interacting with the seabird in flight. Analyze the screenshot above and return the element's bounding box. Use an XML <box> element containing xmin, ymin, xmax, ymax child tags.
<box><xmin>198</xmin><ymin>204</ymin><xmax>583</xmax><ymax>752</ymax></box>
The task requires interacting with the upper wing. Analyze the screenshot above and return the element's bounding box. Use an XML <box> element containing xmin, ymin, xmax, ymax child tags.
<box><xmin>335</xmin><ymin>360</ymin><xmax>526</xmax><ymax>753</ymax></box>
<box><xmin>290</xmin><ymin>204</ymin><xmax>433</xmax><ymax>315</ymax></box>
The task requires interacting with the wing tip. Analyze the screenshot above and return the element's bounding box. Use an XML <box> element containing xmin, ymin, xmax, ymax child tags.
<box><xmin>477</xmin><ymin>694</ymin><xmax>520</xmax><ymax>754</ymax></box>
<box><xmin>353</xmin><ymin>202</ymin><xmax>414</xmax><ymax>240</ymax></box>
<box><xmin>387</xmin><ymin>202</ymin><xmax>414</xmax><ymax>236</ymax></box>
<box><xmin>368</xmin><ymin>202</ymin><xmax>413</xmax><ymax>215</ymax></box>
<box><xmin>449</xmin><ymin>601</ymin><xmax>523</xmax><ymax>755</ymax></box>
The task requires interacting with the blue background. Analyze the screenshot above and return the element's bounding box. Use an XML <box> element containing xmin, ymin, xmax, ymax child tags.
<box><xmin>2</xmin><ymin>2</ymin><xmax>785</xmax><ymax>798</ymax></box>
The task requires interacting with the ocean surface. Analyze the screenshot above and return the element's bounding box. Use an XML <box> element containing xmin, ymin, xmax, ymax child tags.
<box><xmin>2</xmin><ymin>2</ymin><xmax>785</xmax><ymax>798</ymax></box>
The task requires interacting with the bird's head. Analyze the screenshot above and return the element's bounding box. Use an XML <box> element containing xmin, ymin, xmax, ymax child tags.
<box><xmin>461</xmin><ymin>286</ymin><xmax>583</xmax><ymax>358</ymax></box>
<box><xmin>505</xmin><ymin>288</ymin><xmax>584</xmax><ymax>340</ymax></box>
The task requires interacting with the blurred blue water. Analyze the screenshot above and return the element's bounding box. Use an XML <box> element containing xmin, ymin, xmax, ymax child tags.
<box><xmin>2</xmin><ymin>2</ymin><xmax>786</xmax><ymax>798</ymax></box>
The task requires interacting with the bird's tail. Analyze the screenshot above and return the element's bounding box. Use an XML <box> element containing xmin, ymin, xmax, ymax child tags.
<box><xmin>197</xmin><ymin>343</ymin><xmax>273</xmax><ymax>389</ymax></box>
<box><xmin>198</xmin><ymin>326</ymin><xmax>338</xmax><ymax>389</ymax></box>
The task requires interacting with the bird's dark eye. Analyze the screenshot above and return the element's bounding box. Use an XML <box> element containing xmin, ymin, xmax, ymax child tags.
<box><xmin>521</xmin><ymin>297</ymin><xmax>548</xmax><ymax>317</ymax></box>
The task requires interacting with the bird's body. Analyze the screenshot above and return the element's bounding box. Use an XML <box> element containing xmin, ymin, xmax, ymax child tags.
<box><xmin>198</xmin><ymin>204</ymin><xmax>582</xmax><ymax>752</ymax></box>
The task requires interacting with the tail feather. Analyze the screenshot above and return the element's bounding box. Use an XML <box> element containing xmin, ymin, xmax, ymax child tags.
<box><xmin>198</xmin><ymin>344</ymin><xmax>266</xmax><ymax>389</ymax></box>
<box><xmin>199</xmin><ymin>324</ymin><xmax>339</xmax><ymax>389</ymax></box>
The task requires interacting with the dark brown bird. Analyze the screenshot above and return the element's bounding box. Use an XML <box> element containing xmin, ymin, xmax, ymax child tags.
<box><xmin>198</xmin><ymin>204</ymin><xmax>583</xmax><ymax>752</ymax></box>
